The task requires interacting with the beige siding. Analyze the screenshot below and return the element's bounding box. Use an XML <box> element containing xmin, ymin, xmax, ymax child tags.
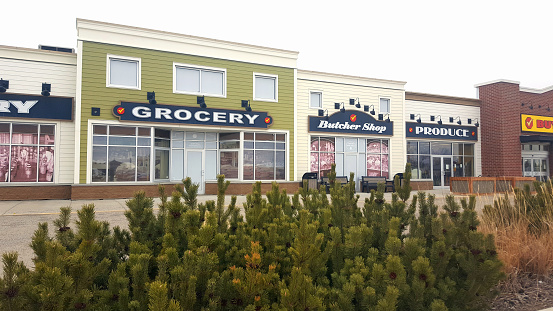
<box><xmin>0</xmin><ymin>52</ymin><xmax>76</xmax><ymax>184</ymax></box>
<box><xmin>405</xmin><ymin>100</ymin><xmax>482</xmax><ymax>177</ymax></box>
<box><xmin>297</xmin><ymin>71</ymin><xmax>406</xmax><ymax>181</ymax></box>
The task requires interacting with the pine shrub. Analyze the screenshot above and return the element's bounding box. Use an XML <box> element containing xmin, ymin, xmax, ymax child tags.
<box><xmin>0</xmin><ymin>170</ymin><xmax>503</xmax><ymax>310</ymax></box>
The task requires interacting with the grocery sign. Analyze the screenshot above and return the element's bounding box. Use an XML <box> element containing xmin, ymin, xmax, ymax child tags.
<box><xmin>521</xmin><ymin>114</ymin><xmax>553</xmax><ymax>133</ymax></box>
<box><xmin>308</xmin><ymin>110</ymin><xmax>393</xmax><ymax>136</ymax></box>
<box><xmin>113</xmin><ymin>102</ymin><xmax>273</xmax><ymax>128</ymax></box>
<box><xmin>406</xmin><ymin>122</ymin><xmax>478</xmax><ymax>141</ymax></box>
<box><xmin>0</xmin><ymin>93</ymin><xmax>73</xmax><ymax>121</ymax></box>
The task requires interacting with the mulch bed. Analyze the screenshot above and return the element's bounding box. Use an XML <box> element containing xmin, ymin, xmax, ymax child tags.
<box><xmin>490</xmin><ymin>274</ymin><xmax>553</xmax><ymax>311</ymax></box>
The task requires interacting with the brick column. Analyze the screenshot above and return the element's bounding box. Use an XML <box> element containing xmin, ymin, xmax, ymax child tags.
<box><xmin>478</xmin><ymin>82</ymin><xmax>522</xmax><ymax>177</ymax></box>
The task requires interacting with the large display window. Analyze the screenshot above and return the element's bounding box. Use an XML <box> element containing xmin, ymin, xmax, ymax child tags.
<box><xmin>92</xmin><ymin>125</ymin><xmax>287</xmax><ymax>183</ymax></box>
<box><xmin>0</xmin><ymin>122</ymin><xmax>55</xmax><ymax>183</ymax></box>
<box><xmin>243</xmin><ymin>132</ymin><xmax>286</xmax><ymax>180</ymax></box>
<box><xmin>407</xmin><ymin>141</ymin><xmax>474</xmax><ymax>180</ymax></box>
<box><xmin>310</xmin><ymin>136</ymin><xmax>389</xmax><ymax>178</ymax></box>
<box><xmin>92</xmin><ymin>125</ymin><xmax>152</xmax><ymax>182</ymax></box>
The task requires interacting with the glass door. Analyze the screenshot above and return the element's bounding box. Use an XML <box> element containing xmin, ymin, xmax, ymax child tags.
<box><xmin>186</xmin><ymin>150</ymin><xmax>204</xmax><ymax>194</ymax></box>
<box><xmin>432</xmin><ymin>156</ymin><xmax>452</xmax><ymax>187</ymax></box>
<box><xmin>523</xmin><ymin>157</ymin><xmax>549</xmax><ymax>182</ymax></box>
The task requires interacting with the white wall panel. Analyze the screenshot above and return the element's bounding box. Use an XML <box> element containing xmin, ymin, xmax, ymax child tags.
<box><xmin>405</xmin><ymin>100</ymin><xmax>482</xmax><ymax>177</ymax></box>
<box><xmin>0</xmin><ymin>48</ymin><xmax>77</xmax><ymax>184</ymax></box>
<box><xmin>297</xmin><ymin>71</ymin><xmax>406</xmax><ymax>180</ymax></box>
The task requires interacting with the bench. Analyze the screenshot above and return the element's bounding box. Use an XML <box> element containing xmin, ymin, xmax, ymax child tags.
<box><xmin>321</xmin><ymin>176</ymin><xmax>349</xmax><ymax>193</ymax></box>
<box><xmin>361</xmin><ymin>176</ymin><xmax>387</xmax><ymax>193</ymax></box>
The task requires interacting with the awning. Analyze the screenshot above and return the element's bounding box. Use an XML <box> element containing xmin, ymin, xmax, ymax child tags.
<box><xmin>520</xmin><ymin>135</ymin><xmax>553</xmax><ymax>143</ymax></box>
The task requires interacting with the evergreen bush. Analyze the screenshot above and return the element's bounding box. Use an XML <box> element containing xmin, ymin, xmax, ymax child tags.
<box><xmin>0</xmin><ymin>170</ymin><xmax>503</xmax><ymax>310</ymax></box>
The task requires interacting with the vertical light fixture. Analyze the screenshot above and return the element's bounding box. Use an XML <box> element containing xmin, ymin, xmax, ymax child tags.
<box><xmin>41</xmin><ymin>83</ymin><xmax>51</xmax><ymax>96</ymax></box>
<box><xmin>147</xmin><ymin>92</ymin><xmax>157</xmax><ymax>104</ymax></box>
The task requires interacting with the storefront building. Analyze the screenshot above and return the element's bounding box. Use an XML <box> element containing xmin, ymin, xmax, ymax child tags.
<box><xmin>476</xmin><ymin>80</ymin><xmax>553</xmax><ymax>181</ymax></box>
<box><xmin>296</xmin><ymin>70</ymin><xmax>407</xmax><ymax>190</ymax></box>
<box><xmin>405</xmin><ymin>92</ymin><xmax>481</xmax><ymax>188</ymax></box>
<box><xmin>75</xmin><ymin>19</ymin><xmax>298</xmax><ymax>196</ymax></box>
<box><xmin>0</xmin><ymin>45</ymin><xmax>76</xmax><ymax>199</ymax></box>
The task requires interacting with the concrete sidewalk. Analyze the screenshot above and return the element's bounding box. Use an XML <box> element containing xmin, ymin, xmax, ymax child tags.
<box><xmin>0</xmin><ymin>188</ymin><xmax>497</xmax><ymax>216</ymax></box>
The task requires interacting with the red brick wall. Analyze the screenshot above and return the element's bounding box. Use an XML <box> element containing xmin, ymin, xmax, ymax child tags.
<box><xmin>478</xmin><ymin>82</ymin><xmax>553</xmax><ymax>177</ymax></box>
<box><xmin>205</xmin><ymin>182</ymin><xmax>300</xmax><ymax>195</ymax></box>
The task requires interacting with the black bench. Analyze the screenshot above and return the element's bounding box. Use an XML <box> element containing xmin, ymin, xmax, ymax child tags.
<box><xmin>361</xmin><ymin>176</ymin><xmax>386</xmax><ymax>193</ymax></box>
<box><xmin>321</xmin><ymin>176</ymin><xmax>349</xmax><ymax>193</ymax></box>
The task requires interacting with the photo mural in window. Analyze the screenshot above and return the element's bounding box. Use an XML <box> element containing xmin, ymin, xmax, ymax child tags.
<box><xmin>310</xmin><ymin>137</ymin><xmax>335</xmax><ymax>177</ymax></box>
<box><xmin>367</xmin><ymin>140</ymin><xmax>389</xmax><ymax>178</ymax></box>
<box><xmin>0</xmin><ymin>123</ymin><xmax>55</xmax><ymax>183</ymax></box>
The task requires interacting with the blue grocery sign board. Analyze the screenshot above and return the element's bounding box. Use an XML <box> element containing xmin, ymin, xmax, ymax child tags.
<box><xmin>0</xmin><ymin>94</ymin><xmax>73</xmax><ymax>121</ymax></box>
<box><xmin>113</xmin><ymin>102</ymin><xmax>273</xmax><ymax>128</ymax></box>
<box><xmin>405</xmin><ymin>122</ymin><xmax>478</xmax><ymax>141</ymax></box>
<box><xmin>308</xmin><ymin>110</ymin><xmax>393</xmax><ymax>136</ymax></box>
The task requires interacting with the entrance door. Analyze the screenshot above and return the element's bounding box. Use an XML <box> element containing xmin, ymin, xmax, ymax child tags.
<box><xmin>523</xmin><ymin>157</ymin><xmax>549</xmax><ymax>182</ymax></box>
<box><xmin>186</xmin><ymin>150</ymin><xmax>204</xmax><ymax>194</ymax></box>
<box><xmin>345</xmin><ymin>153</ymin><xmax>357</xmax><ymax>185</ymax></box>
<box><xmin>432</xmin><ymin>156</ymin><xmax>452</xmax><ymax>187</ymax></box>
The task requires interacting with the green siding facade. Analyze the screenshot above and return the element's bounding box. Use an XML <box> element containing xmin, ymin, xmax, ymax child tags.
<box><xmin>80</xmin><ymin>42</ymin><xmax>295</xmax><ymax>183</ymax></box>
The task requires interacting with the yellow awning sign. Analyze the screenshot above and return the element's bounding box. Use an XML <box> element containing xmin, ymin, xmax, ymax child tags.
<box><xmin>521</xmin><ymin>114</ymin><xmax>553</xmax><ymax>133</ymax></box>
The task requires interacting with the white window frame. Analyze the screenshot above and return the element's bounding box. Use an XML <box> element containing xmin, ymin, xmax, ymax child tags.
<box><xmin>379</xmin><ymin>97</ymin><xmax>390</xmax><ymax>114</ymax></box>
<box><xmin>309</xmin><ymin>91</ymin><xmax>323</xmax><ymax>109</ymax></box>
<box><xmin>106</xmin><ymin>55</ymin><xmax>141</xmax><ymax>90</ymax></box>
<box><xmin>173</xmin><ymin>63</ymin><xmax>227</xmax><ymax>98</ymax></box>
<box><xmin>253</xmin><ymin>73</ymin><xmax>278</xmax><ymax>102</ymax></box>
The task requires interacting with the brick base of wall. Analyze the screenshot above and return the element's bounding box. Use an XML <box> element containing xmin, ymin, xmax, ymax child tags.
<box><xmin>0</xmin><ymin>180</ymin><xmax>432</xmax><ymax>201</ymax></box>
<box><xmin>0</xmin><ymin>184</ymin><xmax>181</xmax><ymax>201</ymax></box>
<box><xmin>411</xmin><ymin>181</ymin><xmax>434</xmax><ymax>191</ymax></box>
<box><xmin>205</xmin><ymin>181</ymin><xmax>300</xmax><ymax>195</ymax></box>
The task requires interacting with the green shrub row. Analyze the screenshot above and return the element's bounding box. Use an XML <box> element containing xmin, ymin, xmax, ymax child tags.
<box><xmin>0</xmin><ymin>164</ymin><xmax>503</xmax><ymax>310</ymax></box>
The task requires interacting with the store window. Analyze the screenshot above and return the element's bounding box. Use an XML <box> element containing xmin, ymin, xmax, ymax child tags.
<box><xmin>243</xmin><ymin>132</ymin><xmax>286</xmax><ymax>180</ymax></box>
<box><xmin>407</xmin><ymin>141</ymin><xmax>474</xmax><ymax>179</ymax></box>
<box><xmin>366</xmin><ymin>139</ymin><xmax>389</xmax><ymax>177</ymax></box>
<box><xmin>219</xmin><ymin>132</ymin><xmax>240</xmax><ymax>179</ymax></box>
<box><xmin>154</xmin><ymin>129</ymin><xmax>170</xmax><ymax>180</ymax></box>
<box><xmin>254</xmin><ymin>73</ymin><xmax>278</xmax><ymax>101</ymax></box>
<box><xmin>310</xmin><ymin>137</ymin><xmax>335</xmax><ymax>178</ymax></box>
<box><xmin>310</xmin><ymin>137</ymin><xmax>389</xmax><ymax>178</ymax></box>
<box><xmin>0</xmin><ymin>122</ymin><xmax>55</xmax><ymax>183</ymax></box>
<box><xmin>107</xmin><ymin>55</ymin><xmax>140</xmax><ymax>89</ymax></box>
<box><xmin>174</xmin><ymin>63</ymin><xmax>226</xmax><ymax>97</ymax></box>
<box><xmin>310</xmin><ymin>92</ymin><xmax>322</xmax><ymax>108</ymax></box>
<box><xmin>380</xmin><ymin>98</ymin><xmax>390</xmax><ymax>114</ymax></box>
<box><xmin>92</xmin><ymin>125</ymin><xmax>151</xmax><ymax>182</ymax></box>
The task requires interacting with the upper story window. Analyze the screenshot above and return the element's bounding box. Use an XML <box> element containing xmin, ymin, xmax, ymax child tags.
<box><xmin>310</xmin><ymin>91</ymin><xmax>322</xmax><ymax>109</ymax></box>
<box><xmin>380</xmin><ymin>98</ymin><xmax>390</xmax><ymax>114</ymax></box>
<box><xmin>107</xmin><ymin>55</ymin><xmax>141</xmax><ymax>89</ymax></box>
<box><xmin>174</xmin><ymin>63</ymin><xmax>226</xmax><ymax>97</ymax></box>
<box><xmin>254</xmin><ymin>73</ymin><xmax>278</xmax><ymax>102</ymax></box>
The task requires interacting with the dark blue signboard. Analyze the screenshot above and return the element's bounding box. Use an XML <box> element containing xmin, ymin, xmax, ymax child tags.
<box><xmin>308</xmin><ymin>110</ymin><xmax>393</xmax><ymax>136</ymax></box>
<box><xmin>405</xmin><ymin>122</ymin><xmax>478</xmax><ymax>141</ymax></box>
<box><xmin>113</xmin><ymin>102</ymin><xmax>273</xmax><ymax>128</ymax></box>
<box><xmin>0</xmin><ymin>94</ymin><xmax>73</xmax><ymax>121</ymax></box>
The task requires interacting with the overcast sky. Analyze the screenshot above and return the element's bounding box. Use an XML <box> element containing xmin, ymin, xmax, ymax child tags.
<box><xmin>4</xmin><ymin>0</ymin><xmax>553</xmax><ymax>98</ymax></box>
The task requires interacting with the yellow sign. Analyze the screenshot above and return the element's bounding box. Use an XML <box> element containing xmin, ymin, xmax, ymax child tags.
<box><xmin>521</xmin><ymin>114</ymin><xmax>553</xmax><ymax>133</ymax></box>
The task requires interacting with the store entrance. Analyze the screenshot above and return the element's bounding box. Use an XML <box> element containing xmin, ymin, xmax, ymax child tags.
<box><xmin>521</xmin><ymin>143</ymin><xmax>550</xmax><ymax>182</ymax></box>
<box><xmin>432</xmin><ymin>156</ymin><xmax>452</xmax><ymax>187</ymax></box>
<box><xmin>186</xmin><ymin>150</ymin><xmax>205</xmax><ymax>194</ymax></box>
<box><xmin>522</xmin><ymin>157</ymin><xmax>548</xmax><ymax>182</ymax></box>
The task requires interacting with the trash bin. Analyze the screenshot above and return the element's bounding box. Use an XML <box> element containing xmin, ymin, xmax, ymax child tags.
<box><xmin>302</xmin><ymin>172</ymin><xmax>318</xmax><ymax>191</ymax></box>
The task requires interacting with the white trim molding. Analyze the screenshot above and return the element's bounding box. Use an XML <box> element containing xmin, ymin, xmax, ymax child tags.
<box><xmin>77</xmin><ymin>19</ymin><xmax>298</xmax><ymax>69</ymax></box>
